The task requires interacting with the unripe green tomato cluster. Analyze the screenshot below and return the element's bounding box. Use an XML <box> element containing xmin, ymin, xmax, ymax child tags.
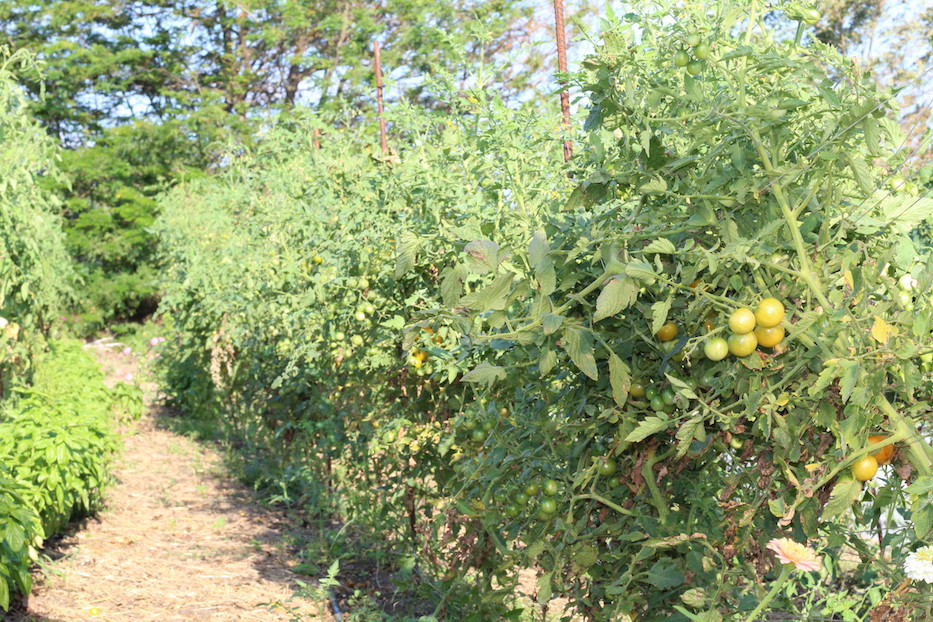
<box><xmin>674</xmin><ymin>33</ymin><xmax>710</xmax><ymax>75</ymax></box>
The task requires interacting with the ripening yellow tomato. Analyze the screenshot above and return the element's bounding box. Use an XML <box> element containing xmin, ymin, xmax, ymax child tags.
<box><xmin>852</xmin><ymin>455</ymin><xmax>878</xmax><ymax>481</ymax></box>
<box><xmin>729</xmin><ymin>308</ymin><xmax>756</xmax><ymax>335</ymax></box>
<box><xmin>754</xmin><ymin>325</ymin><xmax>785</xmax><ymax>348</ymax></box>
<box><xmin>755</xmin><ymin>298</ymin><xmax>785</xmax><ymax>328</ymax></box>
<box><xmin>656</xmin><ymin>322</ymin><xmax>678</xmax><ymax>341</ymax></box>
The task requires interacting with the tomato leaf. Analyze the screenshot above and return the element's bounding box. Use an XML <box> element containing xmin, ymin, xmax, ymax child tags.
<box><xmin>625</xmin><ymin>259</ymin><xmax>656</xmax><ymax>283</ymax></box>
<box><xmin>529</xmin><ymin>230</ymin><xmax>550</xmax><ymax>268</ymax></box>
<box><xmin>537</xmin><ymin>572</ymin><xmax>553</xmax><ymax>603</ymax></box>
<box><xmin>535</xmin><ymin>256</ymin><xmax>557</xmax><ymax>296</ymax></box>
<box><xmin>914</xmin><ymin>503</ymin><xmax>933</xmax><ymax>540</ymax></box>
<box><xmin>609</xmin><ymin>354</ymin><xmax>630</xmax><ymax>408</ymax></box>
<box><xmin>645</xmin><ymin>558</ymin><xmax>684</xmax><ymax>589</ymax></box>
<box><xmin>459</xmin><ymin>273</ymin><xmax>514</xmax><ymax>312</ymax></box>
<box><xmin>542</xmin><ymin>314</ymin><xmax>564</xmax><ymax>335</ymax></box>
<box><xmin>642</xmin><ymin>238</ymin><xmax>676</xmax><ymax>254</ymax></box>
<box><xmin>839</xmin><ymin>360</ymin><xmax>859</xmax><ymax>403</ymax></box>
<box><xmin>846</xmin><ymin>155</ymin><xmax>873</xmax><ymax>195</ymax></box>
<box><xmin>625</xmin><ymin>416</ymin><xmax>669</xmax><ymax>442</ymax></box>
<box><xmin>461</xmin><ymin>362</ymin><xmax>507</xmax><ymax>386</ymax></box>
<box><xmin>675</xmin><ymin>415</ymin><xmax>703</xmax><ymax>458</ymax></box>
<box><xmin>594</xmin><ymin>276</ymin><xmax>639</xmax><ymax>321</ymax></box>
<box><xmin>821</xmin><ymin>479</ymin><xmax>862</xmax><ymax>520</ymax></box>
<box><xmin>440</xmin><ymin>264</ymin><xmax>466</xmax><ymax>309</ymax></box>
<box><xmin>464</xmin><ymin>240</ymin><xmax>502</xmax><ymax>275</ymax></box>
<box><xmin>394</xmin><ymin>231</ymin><xmax>421</xmax><ymax>278</ymax></box>
<box><xmin>870</xmin><ymin>315</ymin><xmax>890</xmax><ymax>345</ymax></box>
<box><xmin>538</xmin><ymin>349</ymin><xmax>558</xmax><ymax>377</ymax></box>
<box><xmin>562</xmin><ymin>327</ymin><xmax>598</xmax><ymax>381</ymax></box>
<box><xmin>880</xmin><ymin>195</ymin><xmax>933</xmax><ymax>234</ymax></box>
<box><xmin>651</xmin><ymin>296</ymin><xmax>673</xmax><ymax>336</ymax></box>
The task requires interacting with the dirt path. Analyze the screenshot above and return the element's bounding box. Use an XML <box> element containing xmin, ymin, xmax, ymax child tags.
<box><xmin>3</xmin><ymin>343</ymin><xmax>326</xmax><ymax>622</ymax></box>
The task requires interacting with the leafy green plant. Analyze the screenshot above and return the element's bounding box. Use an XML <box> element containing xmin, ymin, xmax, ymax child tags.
<box><xmin>152</xmin><ymin>1</ymin><xmax>933</xmax><ymax>619</ymax></box>
<box><xmin>0</xmin><ymin>339</ymin><xmax>119</xmax><ymax>610</ymax></box>
<box><xmin>0</xmin><ymin>47</ymin><xmax>75</xmax><ymax>389</ymax></box>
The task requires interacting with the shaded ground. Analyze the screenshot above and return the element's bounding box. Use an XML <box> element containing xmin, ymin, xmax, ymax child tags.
<box><xmin>2</xmin><ymin>341</ymin><xmax>327</xmax><ymax>622</ymax></box>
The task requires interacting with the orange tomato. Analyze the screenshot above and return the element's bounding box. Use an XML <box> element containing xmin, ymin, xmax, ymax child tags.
<box><xmin>868</xmin><ymin>435</ymin><xmax>895</xmax><ymax>465</ymax></box>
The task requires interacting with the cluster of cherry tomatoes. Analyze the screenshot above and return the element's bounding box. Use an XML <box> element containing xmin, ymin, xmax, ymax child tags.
<box><xmin>673</xmin><ymin>33</ymin><xmax>710</xmax><ymax>76</ymax></box>
<box><xmin>703</xmin><ymin>297</ymin><xmax>786</xmax><ymax>360</ymax></box>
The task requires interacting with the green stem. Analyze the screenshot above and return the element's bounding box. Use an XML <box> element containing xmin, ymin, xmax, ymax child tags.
<box><xmin>742</xmin><ymin>564</ymin><xmax>793</xmax><ymax>622</ymax></box>
<box><xmin>749</xmin><ymin>128</ymin><xmax>832</xmax><ymax>311</ymax></box>
<box><xmin>793</xmin><ymin>22</ymin><xmax>805</xmax><ymax>47</ymax></box>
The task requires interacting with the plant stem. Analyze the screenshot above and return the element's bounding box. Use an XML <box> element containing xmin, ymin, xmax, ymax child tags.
<box><xmin>742</xmin><ymin>564</ymin><xmax>792</xmax><ymax>622</ymax></box>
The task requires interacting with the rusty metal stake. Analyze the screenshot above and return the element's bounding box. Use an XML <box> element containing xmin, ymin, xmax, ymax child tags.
<box><xmin>374</xmin><ymin>41</ymin><xmax>388</xmax><ymax>155</ymax></box>
<box><xmin>312</xmin><ymin>127</ymin><xmax>321</xmax><ymax>150</ymax></box>
<box><xmin>553</xmin><ymin>0</ymin><xmax>572</xmax><ymax>162</ymax></box>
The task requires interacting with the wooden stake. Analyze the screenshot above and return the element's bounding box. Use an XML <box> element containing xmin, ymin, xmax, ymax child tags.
<box><xmin>553</xmin><ymin>0</ymin><xmax>572</xmax><ymax>162</ymax></box>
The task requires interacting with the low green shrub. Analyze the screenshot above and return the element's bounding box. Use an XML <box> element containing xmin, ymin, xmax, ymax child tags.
<box><xmin>0</xmin><ymin>339</ymin><xmax>119</xmax><ymax>610</ymax></box>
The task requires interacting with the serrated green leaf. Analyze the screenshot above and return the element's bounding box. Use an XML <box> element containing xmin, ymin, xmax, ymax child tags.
<box><xmin>642</xmin><ymin>238</ymin><xmax>676</xmax><ymax>254</ymax></box>
<box><xmin>625</xmin><ymin>416</ymin><xmax>669</xmax><ymax>442</ymax></box>
<box><xmin>542</xmin><ymin>314</ymin><xmax>564</xmax><ymax>335</ymax></box>
<box><xmin>529</xmin><ymin>230</ymin><xmax>550</xmax><ymax>268</ymax></box>
<box><xmin>461</xmin><ymin>362</ymin><xmax>507</xmax><ymax>386</ymax></box>
<box><xmin>821</xmin><ymin>478</ymin><xmax>862</xmax><ymax>520</ymax></box>
<box><xmin>440</xmin><ymin>265</ymin><xmax>466</xmax><ymax>309</ymax></box>
<box><xmin>537</xmin><ymin>572</ymin><xmax>553</xmax><ymax>602</ymax></box>
<box><xmin>539</xmin><ymin>349</ymin><xmax>558</xmax><ymax>377</ymax></box>
<box><xmin>675</xmin><ymin>416</ymin><xmax>703</xmax><ymax>458</ymax></box>
<box><xmin>847</xmin><ymin>155</ymin><xmax>873</xmax><ymax>195</ymax></box>
<box><xmin>562</xmin><ymin>327</ymin><xmax>598</xmax><ymax>380</ymax></box>
<box><xmin>839</xmin><ymin>360</ymin><xmax>859</xmax><ymax>403</ymax></box>
<box><xmin>651</xmin><ymin>297</ymin><xmax>673</xmax><ymax>336</ymax></box>
<box><xmin>395</xmin><ymin>232</ymin><xmax>421</xmax><ymax>277</ymax></box>
<box><xmin>609</xmin><ymin>354</ymin><xmax>630</xmax><ymax>408</ymax></box>
<box><xmin>625</xmin><ymin>259</ymin><xmax>656</xmax><ymax>283</ymax></box>
<box><xmin>459</xmin><ymin>273</ymin><xmax>514</xmax><ymax>312</ymax></box>
<box><xmin>464</xmin><ymin>240</ymin><xmax>502</xmax><ymax>274</ymax></box>
<box><xmin>594</xmin><ymin>276</ymin><xmax>639</xmax><ymax>321</ymax></box>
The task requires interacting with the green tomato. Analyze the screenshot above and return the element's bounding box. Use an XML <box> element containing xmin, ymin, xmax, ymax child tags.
<box><xmin>650</xmin><ymin>395</ymin><xmax>667</xmax><ymax>412</ymax></box>
<box><xmin>596</xmin><ymin>458</ymin><xmax>617</xmax><ymax>476</ymax></box>
<box><xmin>515</xmin><ymin>492</ymin><xmax>530</xmax><ymax>506</ymax></box>
<box><xmin>673</xmin><ymin>50</ymin><xmax>690</xmax><ymax>67</ymax></box>
<box><xmin>539</xmin><ymin>497</ymin><xmax>557</xmax><ymax>515</ymax></box>
<box><xmin>543</xmin><ymin>479</ymin><xmax>559</xmax><ymax>496</ymax></box>
<box><xmin>358</xmin><ymin>277</ymin><xmax>370</xmax><ymax>290</ymax></box>
<box><xmin>471</xmin><ymin>429</ymin><xmax>486</xmax><ymax>443</ymax></box>
<box><xmin>729</xmin><ymin>436</ymin><xmax>744</xmax><ymax>450</ymax></box>
<box><xmin>698</xmin><ymin>370</ymin><xmax>717</xmax><ymax>388</ymax></box>
<box><xmin>686</xmin><ymin>60</ymin><xmax>704</xmax><ymax>76</ymax></box>
<box><xmin>685</xmin><ymin>33</ymin><xmax>701</xmax><ymax>47</ymax></box>
<box><xmin>704</xmin><ymin>337</ymin><xmax>729</xmax><ymax>361</ymax></box>
<box><xmin>661</xmin><ymin>386</ymin><xmax>677</xmax><ymax>406</ymax></box>
<box><xmin>694</xmin><ymin>41</ymin><xmax>710</xmax><ymax>60</ymax></box>
<box><xmin>802</xmin><ymin>8</ymin><xmax>821</xmax><ymax>25</ymax></box>
<box><xmin>645</xmin><ymin>386</ymin><xmax>660</xmax><ymax>401</ymax></box>
<box><xmin>350</xmin><ymin>334</ymin><xmax>364</xmax><ymax>347</ymax></box>
<box><xmin>524</xmin><ymin>483</ymin><xmax>540</xmax><ymax>497</ymax></box>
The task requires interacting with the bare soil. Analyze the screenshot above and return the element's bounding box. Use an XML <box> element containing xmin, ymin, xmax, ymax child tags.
<box><xmin>2</xmin><ymin>341</ymin><xmax>327</xmax><ymax>622</ymax></box>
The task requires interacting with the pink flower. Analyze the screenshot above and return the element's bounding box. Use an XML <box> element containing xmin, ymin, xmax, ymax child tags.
<box><xmin>766</xmin><ymin>538</ymin><xmax>821</xmax><ymax>571</ymax></box>
<box><xmin>122</xmin><ymin>347</ymin><xmax>132</xmax><ymax>354</ymax></box>
<box><xmin>157</xmin><ymin>336</ymin><xmax>166</xmax><ymax>343</ymax></box>
<box><xmin>149</xmin><ymin>337</ymin><xmax>159</xmax><ymax>346</ymax></box>
<box><xmin>124</xmin><ymin>373</ymin><xmax>134</xmax><ymax>382</ymax></box>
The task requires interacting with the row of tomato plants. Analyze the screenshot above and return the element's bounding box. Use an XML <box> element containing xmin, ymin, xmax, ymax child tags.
<box><xmin>0</xmin><ymin>49</ymin><xmax>76</xmax><ymax>394</ymax></box>
<box><xmin>0</xmin><ymin>50</ymin><xmax>123</xmax><ymax>612</ymax></box>
<box><xmin>153</xmin><ymin>2</ymin><xmax>933</xmax><ymax>620</ymax></box>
